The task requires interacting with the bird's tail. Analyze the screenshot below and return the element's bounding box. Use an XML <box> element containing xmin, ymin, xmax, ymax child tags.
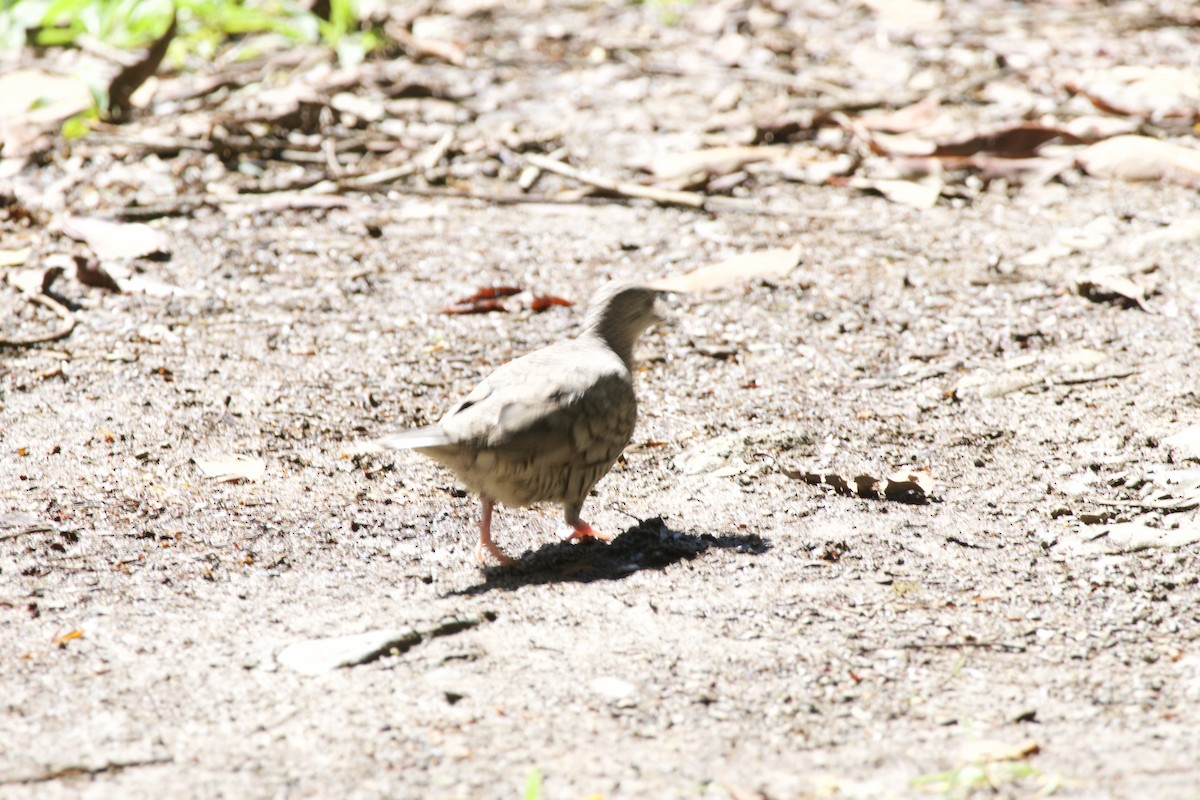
<box><xmin>342</xmin><ymin>426</ymin><xmax>451</xmax><ymax>456</ymax></box>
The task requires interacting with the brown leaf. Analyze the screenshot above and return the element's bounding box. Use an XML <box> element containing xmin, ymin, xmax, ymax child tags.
<box><xmin>62</xmin><ymin>216</ymin><xmax>170</xmax><ymax>260</ymax></box>
<box><xmin>530</xmin><ymin>294</ymin><xmax>573</xmax><ymax>312</ymax></box>
<box><xmin>932</xmin><ymin>124</ymin><xmax>1082</xmax><ymax>158</ymax></box>
<box><xmin>439</xmin><ymin>299</ymin><xmax>508</xmax><ymax>315</ymax></box>
<box><xmin>783</xmin><ymin>467</ymin><xmax>935</xmax><ymax>504</ymax></box>
<box><xmin>439</xmin><ymin>285</ymin><xmax>523</xmax><ymax>314</ymax></box>
<box><xmin>647</xmin><ymin>245</ymin><xmax>801</xmax><ymax>293</ymax></box>
<box><xmin>882</xmin><ymin>470</ymin><xmax>936</xmax><ymax>504</ymax></box>
<box><xmin>46</xmin><ymin>252</ymin><xmax>123</xmax><ymax>292</ymax></box>
<box><xmin>108</xmin><ymin>12</ymin><xmax>177</xmax><ymax>121</ymax></box>
<box><xmin>457</xmin><ymin>286</ymin><xmax>522</xmax><ymax>302</ymax></box>
<box><xmin>1076</xmin><ymin>135</ymin><xmax>1200</xmax><ymax>188</ymax></box>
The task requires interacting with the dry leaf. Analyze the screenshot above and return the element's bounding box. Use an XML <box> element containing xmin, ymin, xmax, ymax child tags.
<box><xmin>530</xmin><ymin>294</ymin><xmax>573</xmax><ymax>313</ymax></box>
<box><xmin>45</xmin><ymin>253</ymin><xmax>123</xmax><ymax>292</ymax></box>
<box><xmin>961</xmin><ymin>738</ymin><xmax>1040</xmax><ymax>764</ymax></box>
<box><xmin>647</xmin><ymin>245</ymin><xmax>801</xmax><ymax>293</ymax></box>
<box><xmin>439</xmin><ymin>285</ymin><xmax>523</xmax><ymax>314</ymax></box>
<box><xmin>1077</xmin><ymin>269</ymin><xmax>1148</xmax><ymax>311</ymax></box>
<box><xmin>1067</xmin><ymin>67</ymin><xmax>1200</xmax><ymax>120</ymax></box>
<box><xmin>933</xmin><ymin>124</ymin><xmax>1082</xmax><ymax>158</ymax></box>
<box><xmin>63</xmin><ymin>217</ymin><xmax>170</xmax><ymax>260</ymax></box>
<box><xmin>646</xmin><ymin>146</ymin><xmax>788</xmax><ymax>181</ymax></box>
<box><xmin>0</xmin><ymin>69</ymin><xmax>92</xmax><ymax>125</ymax></box>
<box><xmin>1162</xmin><ymin>426</ymin><xmax>1200</xmax><ymax>462</ymax></box>
<box><xmin>856</xmin><ymin>178</ymin><xmax>942</xmax><ymax>209</ymax></box>
<box><xmin>1096</xmin><ymin>522</ymin><xmax>1200</xmax><ymax>552</ymax></box>
<box><xmin>194</xmin><ymin>455</ymin><xmax>266</xmax><ymax>483</ymax></box>
<box><xmin>857</xmin><ymin>96</ymin><xmax>941</xmax><ymax>133</ymax></box>
<box><xmin>0</xmin><ymin>247</ymin><xmax>31</xmax><ymax>267</ymax></box>
<box><xmin>1077</xmin><ymin>135</ymin><xmax>1200</xmax><ymax>188</ymax></box>
<box><xmin>783</xmin><ymin>467</ymin><xmax>935</xmax><ymax>504</ymax></box>
<box><xmin>882</xmin><ymin>469</ymin><xmax>936</xmax><ymax>503</ymax></box>
<box><xmin>1124</xmin><ymin>216</ymin><xmax>1200</xmax><ymax>254</ymax></box>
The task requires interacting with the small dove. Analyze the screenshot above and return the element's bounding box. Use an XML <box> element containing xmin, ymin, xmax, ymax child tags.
<box><xmin>351</xmin><ymin>281</ymin><xmax>663</xmax><ymax>566</ymax></box>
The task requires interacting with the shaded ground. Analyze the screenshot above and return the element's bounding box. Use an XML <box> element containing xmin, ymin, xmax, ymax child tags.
<box><xmin>4</xmin><ymin>2</ymin><xmax>1200</xmax><ymax>798</ymax></box>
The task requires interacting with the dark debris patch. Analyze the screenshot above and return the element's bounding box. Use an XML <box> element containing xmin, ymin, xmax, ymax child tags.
<box><xmin>453</xmin><ymin>517</ymin><xmax>769</xmax><ymax>595</ymax></box>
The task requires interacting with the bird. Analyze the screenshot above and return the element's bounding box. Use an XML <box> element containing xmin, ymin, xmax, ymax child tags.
<box><xmin>351</xmin><ymin>281</ymin><xmax>663</xmax><ymax>566</ymax></box>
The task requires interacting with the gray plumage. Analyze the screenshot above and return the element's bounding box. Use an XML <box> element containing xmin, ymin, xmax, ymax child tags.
<box><xmin>355</xmin><ymin>281</ymin><xmax>662</xmax><ymax>565</ymax></box>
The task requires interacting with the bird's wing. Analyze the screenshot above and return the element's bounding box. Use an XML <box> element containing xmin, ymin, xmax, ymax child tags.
<box><xmin>342</xmin><ymin>425</ymin><xmax>452</xmax><ymax>455</ymax></box>
<box><xmin>438</xmin><ymin>343</ymin><xmax>634</xmax><ymax>463</ymax></box>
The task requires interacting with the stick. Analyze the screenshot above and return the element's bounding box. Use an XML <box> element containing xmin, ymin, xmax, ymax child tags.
<box><xmin>0</xmin><ymin>293</ymin><xmax>76</xmax><ymax>348</ymax></box>
<box><xmin>523</xmin><ymin>153</ymin><xmax>707</xmax><ymax>208</ymax></box>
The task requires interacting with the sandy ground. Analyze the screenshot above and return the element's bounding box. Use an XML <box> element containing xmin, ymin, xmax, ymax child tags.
<box><xmin>4</xmin><ymin>2</ymin><xmax>1200</xmax><ymax>798</ymax></box>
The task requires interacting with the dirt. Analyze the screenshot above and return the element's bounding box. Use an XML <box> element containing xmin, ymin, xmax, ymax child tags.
<box><xmin>4</xmin><ymin>2</ymin><xmax>1200</xmax><ymax>798</ymax></box>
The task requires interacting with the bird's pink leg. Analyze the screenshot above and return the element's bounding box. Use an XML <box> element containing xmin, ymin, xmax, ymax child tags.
<box><xmin>563</xmin><ymin>520</ymin><xmax>613</xmax><ymax>543</ymax></box>
<box><xmin>475</xmin><ymin>498</ymin><xmax>516</xmax><ymax>566</ymax></box>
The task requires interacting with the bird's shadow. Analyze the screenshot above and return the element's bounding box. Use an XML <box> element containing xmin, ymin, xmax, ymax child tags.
<box><xmin>449</xmin><ymin>517</ymin><xmax>770</xmax><ymax>596</ymax></box>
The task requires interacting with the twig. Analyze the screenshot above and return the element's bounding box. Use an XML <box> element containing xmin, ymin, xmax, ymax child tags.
<box><xmin>1090</xmin><ymin>498</ymin><xmax>1200</xmax><ymax>512</ymax></box>
<box><xmin>1050</xmin><ymin>369</ymin><xmax>1139</xmax><ymax>386</ymax></box>
<box><xmin>0</xmin><ymin>756</ymin><xmax>173</xmax><ymax>785</ymax></box>
<box><xmin>0</xmin><ymin>293</ymin><xmax>76</xmax><ymax>348</ymax></box>
<box><xmin>0</xmin><ymin>524</ymin><xmax>57</xmax><ymax>541</ymax></box>
<box><xmin>518</xmin><ymin>145</ymin><xmax>568</xmax><ymax>192</ymax></box>
<box><xmin>523</xmin><ymin>153</ymin><xmax>707</xmax><ymax>208</ymax></box>
<box><xmin>862</xmin><ymin>640</ymin><xmax>1027</xmax><ymax>653</ymax></box>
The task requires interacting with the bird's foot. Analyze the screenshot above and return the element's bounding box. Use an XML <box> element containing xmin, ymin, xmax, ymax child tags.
<box><xmin>475</xmin><ymin>538</ymin><xmax>517</xmax><ymax>567</ymax></box>
<box><xmin>563</xmin><ymin>521</ymin><xmax>613</xmax><ymax>543</ymax></box>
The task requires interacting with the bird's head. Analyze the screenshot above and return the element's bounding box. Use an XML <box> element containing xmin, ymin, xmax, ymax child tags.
<box><xmin>582</xmin><ymin>281</ymin><xmax>664</xmax><ymax>366</ymax></box>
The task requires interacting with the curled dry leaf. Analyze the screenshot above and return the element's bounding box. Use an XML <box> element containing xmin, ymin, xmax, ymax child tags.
<box><xmin>62</xmin><ymin>216</ymin><xmax>170</xmax><ymax>260</ymax></box>
<box><xmin>530</xmin><ymin>294</ymin><xmax>573</xmax><ymax>313</ymax></box>
<box><xmin>783</xmin><ymin>467</ymin><xmax>935</xmax><ymax>504</ymax></box>
<box><xmin>1077</xmin><ymin>135</ymin><xmax>1200</xmax><ymax>188</ymax></box>
<box><xmin>647</xmin><ymin>245</ymin><xmax>801</xmax><ymax>293</ymax></box>
<box><xmin>46</xmin><ymin>253</ymin><xmax>122</xmax><ymax>292</ymax></box>
<box><xmin>439</xmin><ymin>285</ymin><xmax>523</xmax><ymax>315</ymax></box>
<box><xmin>1077</xmin><ymin>268</ymin><xmax>1149</xmax><ymax>311</ymax></box>
<box><xmin>194</xmin><ymin>454</ymin><xmax>266</xmax><ymax>483</ymax></box>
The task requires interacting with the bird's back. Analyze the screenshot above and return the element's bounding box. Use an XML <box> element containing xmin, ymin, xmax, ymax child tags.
<box><xmin>417</xmin><ymin>337</ymin><xmax>637</xmax><ymax>508</ymax></box>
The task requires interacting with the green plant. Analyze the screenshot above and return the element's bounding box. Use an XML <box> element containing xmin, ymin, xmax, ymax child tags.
<box><xmin>523</xmin><ymin>767</ymin><xmax>543</xmax><ymax>800</ymax></box>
